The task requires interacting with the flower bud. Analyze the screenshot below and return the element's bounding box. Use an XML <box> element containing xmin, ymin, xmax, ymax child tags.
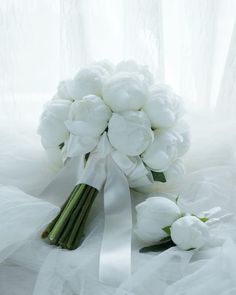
<box><xmin>108</xmin><ymin>111</ymin><xmax>153</xmax><ymax>156</ymax></box>
<box><xmin>143</xmin><ymin>84</ymin><xmax>183</xmax><ymax>129</ymax></box>
<box><xmin>103</xmin><ymin>72</ymin><xmax>148</xmax><ymax>112</ymax></box>
<box><xmin>69</xmin><ymin>65</ymin><xmax>109</xmax><ymax>100</ymax></box>
<box><xmin>142</xmin><ymin>130</ymin><xmax>179</xmax><ymax>171</ymax></box>
<box><xmin>38</xmin><ymin>99</ymin><xmax>71</xmax><ymax>149</ymax></box>
<box><xmin>164</xmin><ymin>159</ymin><xmax>185</xmax><ymax>182</ymax></box>
<box><xmin>67</xmin><ymin>95</ymin><xmax>111</xmax><ymax>136</ymax></box>
<box><xmin>174</xmin><ymin>120</ymin><xmax>191</xmax><ymax>157</ymax></box>
<box><xmin>65</xmin><ymin>95</ymin><xmax>112</xmax><ymax>156</ymax></box>
<box><xmin>135</xmin><ymin>197</ymin><xmax>181</xmax><ymax>244</ymax></box>
<box><xmin>115</xmin><ymin>60</ymin><xmax>154</xmax><ymax>85</ymax></box>
<box><xmin>171</xmin><ymin>215</ymin><xmax>210</xmax><ymax>250</ymax></box>
<box><xmin>55</xmin><ymin>79</ymin><xmax>74</xmax><ymax>101</ymax></box>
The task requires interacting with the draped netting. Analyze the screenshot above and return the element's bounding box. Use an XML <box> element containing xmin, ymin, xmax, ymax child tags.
<box><xmin>0</xmin><ymin>1</ymin><xmax>236</xmax><ymax>294</ymax></box>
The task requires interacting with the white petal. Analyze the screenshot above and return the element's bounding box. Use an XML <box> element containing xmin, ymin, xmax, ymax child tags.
<box><xmin>135</xmin><ymin>197</ymin><xmax>181</xmax><ymax>244</ymax></box>
<box><xmin>69</xmin><ymin>65</ymin><xmax>109</xmax><ymax>100</ymax></box>
<box><xmin>171</xmin><ymin>216</ymin><xmax>210</xmax><ymax>250</ymax></box>
<box><xmin>142</xmin><ymin>130</ymin><xmax>178</xmax><ymax>171</ymax></box>
<box><xmin>108</xmin><ymin>111</ymin><xmax>153</xmax><ymax>156</ymax></box>
<box><xmin>103</xmin><ymin>72</ymin><xmax>148</xmax><ymax>112</ymax></box>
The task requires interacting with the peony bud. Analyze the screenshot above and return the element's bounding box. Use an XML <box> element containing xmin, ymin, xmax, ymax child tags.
<box><xmin>69</xmin><ymin>65</ymin><xmax>109</xmax><ymax>100</ymax></box>
<box><xmin>91</xmin><ymin>60</ymin><xmax>115</xmax><ymax>74</ymax></box>
<box><xmin>65</xmin><ymin>95</ymin><xmax>112</xmax><ymax>156</ymax></box>
<box><xmin>55</xmin><ymin>79</ymin><xmax>74</xmax><ymax>101</ymax></box>
<box><xmin>142</xmin><ymin>130</ymin><xmax>179</xmax><ymax>171</ymax></box>
<box><xmin>67</xmin><ymin>95</ymin><xmax>111</xmax><ymax>136</ymax></box>
<box><xmin>174</xmin><ymin>120</ymin><xmax>191</xmax><ymax>157</ymax></box>
<box><xmin>108</xmin><ymin>111</ymin><xmax>153</xmax><ymax>156</ymax></box>
<box><xmin>135</xmin><ymin>197</ymin><xmax>181</xmax><ymax>244</ymax></box>
<box><xmin>170</xmin><ymin>215</ymin><xmax>210</xmax><ymax>250</ymax></box>
<box><xmin>115</xmin><ymin>60</ymin><xmax>154</xmax><ymax>85</ymax></box>
<box><xmin>103</xmin><ymin>72</ymin><xmax>148</xmax><ymax>112</ymax></box>
<box><xmin>164</xmin><ymin>159</ymin><xmax>185</xmax><ymax>182</ymax></box>
<box><xmin>143</xmin><ymin>84</ymin><xmax>183</xmax><ymax>129</ymax></box>
<box><xmin>38</xmin><ymin>99</ymin><xmax>71</xmax><ymax>149</ymax></box>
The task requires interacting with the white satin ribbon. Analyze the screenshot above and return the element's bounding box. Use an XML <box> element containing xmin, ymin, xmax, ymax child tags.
<box><xmin>40</xmin><ymin>133</ymin><xmax>153</xmax><ymax>286</ymax></box>
<box><xmin>99</xmin><ymin>156</ymin><xmax>132</xmax><ymax>286</ymax></box>
<box><xmin>78</xmin><ymin>135</ymin><xmax>133</xmax><ymax>285</ymax></box>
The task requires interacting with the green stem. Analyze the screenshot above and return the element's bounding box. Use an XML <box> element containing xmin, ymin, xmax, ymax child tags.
<box><xmin>70</xmin><ymin>189</ymin><xmax>98</xmax><ymax>250</ymax></box>
<box><xmin>48</xmin><ymin>183</ymin><xmax>86</xmax><ymax>244</ymax></box>
<box><xmin>41</xmin><ymin>186</ymin><xmax>78</xmax><ymax>239</ymax></box>
<box><xmin>66</xmin><ymin>187</ymin><xmax>98</xmax><ymax>250</ymax></box>
<box><xmin>58</xmin><ymin>185</ymin><xmax>91</xmax><ymax>248</ymax></box>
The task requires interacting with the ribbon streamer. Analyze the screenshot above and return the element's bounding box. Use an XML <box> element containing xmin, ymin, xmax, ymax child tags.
<box><xmin>99</xmin><ymin>156</ymin><xmax>132</xmax><ymax>286</ymax></box>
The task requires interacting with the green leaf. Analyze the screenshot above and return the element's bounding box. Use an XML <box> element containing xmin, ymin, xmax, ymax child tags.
<box><xmin>151</xmin><ymin>171</ymin><xmax>166</xmax><ymax>183</ymax></box>
<box><xmin>162</xmin><ymin>225</ymin><xmax>171</xmax><ymax>236</ymax></box>
<box><xmin>85</xmin><ymin>153</ymin><xmax>90</xmax><ymax>161</ymax></box>
<box><xmin>58</xmin><ymin>142</ymin><xmax>64</xmax><ymax>150</ymax></box>
<box><xmin>160</xmin><ymin>236</ymin><xmax>172</xmax><ymax>242</ymax></box>
<box><xmin>176</xmin><ymin>194</ymin><xmax>180</xmax><ymax>204</ymax></box>
<box><xmin>191</xmin><ymin>214</ymin><xmax>209</xmax><ymax>223</ymax></box>
<box><xmin>199</xmin><ymin>217</ymin><xmax>209</xmax><ymax>223</ymax></box>
<box><xmin>139</xmin><ymin>239</ymin><xmax>175</xmax><ymax>253</ymax></box>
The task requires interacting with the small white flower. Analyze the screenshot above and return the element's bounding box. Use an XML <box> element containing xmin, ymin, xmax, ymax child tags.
<box><xmin>142</xmin><ymin>130</ymin><xmax>179</xmax><ymax>171</ymax></box>
<box><xmin>115</xmin><ymin>60</ymin><xmax>154</xmax><ymax>85</ymax></box>
<box><xmin>65</xmin><ymin>95</ymin><xmax>111</xmax><ymax>156</ymax></box>
<box><xmin>135</xmin><ymin>197</ymin><xmax>181</xmax><ymax>244</ymax></box>
<box><xmin>164</xmin><ymin>159</ymin><xmax>185</xmax><ymax>182</ymax></box>
<box><xmin>103</xmin><ymin>72</ymin><xmax>148</xmax><ymax>112</ymax></box>
<box><xmin>143</xmin><ymin>84</ymin><xmax>183</xmax><ymax>129</ymax></box>
<box><xmin>69</xmin><ymin>65</ymin><xmax>109</xmax><ymax>100</ymax></box>
<box><xmin>171</xmin><ymin>216</ymin><xmax>210</xmax><ymax>250</ymax></box>
<box><xmin>38</xmin><ymin>99</ymin><xmax>71</xmax><ymax>149</ymax></box>
<box><xmin>108</xmin><ymin>111</ymin><xmax>153</xmax><ymax>156</ymax></box>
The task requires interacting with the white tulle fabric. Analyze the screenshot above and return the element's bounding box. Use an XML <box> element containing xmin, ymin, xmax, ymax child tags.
<box><xmin>0</xmin><ymin>116</ymin><xmax>236</xmax><ymax>295</ymax></box>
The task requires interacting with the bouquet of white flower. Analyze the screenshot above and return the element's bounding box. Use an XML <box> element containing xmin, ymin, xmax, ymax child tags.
<box><xmin>38</xmin><ymin>60</ymin><xmax>190</xmax><ymax>253</ymax></box>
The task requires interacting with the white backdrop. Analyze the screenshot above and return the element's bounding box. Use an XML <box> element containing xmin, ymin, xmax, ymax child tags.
<box><xmin>1</xmin><ymin>0</ymin><xmax>236</xmax><ymax>125</ymax></box>
<box><xmin>0</xmin><ymin>0</ymin><xmax>236</xmax><ymax>172</ymax></box>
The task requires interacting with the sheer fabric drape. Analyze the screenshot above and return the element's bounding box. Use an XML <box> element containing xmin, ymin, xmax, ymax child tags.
<box><xmin>1</xmin><ymin>0</ymin><xmax>236</xmax><ymax>125</ymax></box>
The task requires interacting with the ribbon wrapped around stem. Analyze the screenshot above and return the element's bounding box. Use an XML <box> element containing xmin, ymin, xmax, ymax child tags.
<box><xmin>40</xmin><ymin>133</ymin><xmax>153</xmax><ymax>286</ymax></box>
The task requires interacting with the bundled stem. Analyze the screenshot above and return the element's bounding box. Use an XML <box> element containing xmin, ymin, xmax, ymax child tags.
<box><xmin>42</xmin><ymin>183</ymin><xmax>98</xmax><ymax>250</ymax></box>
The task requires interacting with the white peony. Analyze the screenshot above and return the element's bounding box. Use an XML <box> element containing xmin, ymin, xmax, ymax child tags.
<box><xmin>103</xmin><ymin>72</ymin><xmax>148</xmax><ymax>112</ymax></box>
<box><xmin>65</xmin><ymin>95</ymin><xmax>111</xmax><ymax>156</ymax></box>
<box><xmin>164</xmin><ymin>159</ymin><xmax>185</xmax><ymax>182</ymax></box>
<box><xmin>67</xmin><ymin>95</ymin><xmax>111</xmax><ymax>135</ymax></box>
<box><xmin>91</xmin><ymin>60</ymin><xmax>115</xmax><ymax>74</ymax></box>
<box><xmin>108</xmin><ymin>111</ymin><xmax>153</xmax><ymax>156</ymax></box>
<box><xmin>171</xmin><ymin>215</ymin><xmax>210</xmax><ymax>250</ymax></box>
<box><xmin>143</xmin><ymin>84</ymin><xmax>183</xmax><ymax>129</ymax></box>
<box><xmin>174</xmin><ymin>120</ymin><xmax>191</xmax><ymax>157</ymax></box>
<box><xmin>68</xmin><ymin>65</ymin><xmax>109</xmax><ymax>100</ymax></box>
<box><xmin>135</xmin><ymin>197</ymin><xmax>181</xmax><ymax>244</ymax></box>
<box><xmin>54</xmin><ymin>79</ymin><xmax>74</xmax><ymax>101</ymax></box>
<box><xmin>38</xmin><ymin>99</ymin><xmax>71</xmax><ymax>149</ymax></box>
<box><xmin>142</xmin><ymin>130</ymin><xmax>179</xmax><ymax>171</ymax></box>
<box><xmin>115</xmin><ymin>60</ymin><xmax>154</xmax><ymax>85</ymax></box>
